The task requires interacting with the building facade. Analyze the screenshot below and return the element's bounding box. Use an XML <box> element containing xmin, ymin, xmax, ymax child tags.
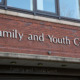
<box><xmin>0</xmin><ymin>0</ymin><xmax>80</xmax><ymax>79</ymax></box>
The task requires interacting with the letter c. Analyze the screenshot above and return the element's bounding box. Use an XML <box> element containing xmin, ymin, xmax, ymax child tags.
<box><xmin>74</xmin><ymin>38</ymin><xmax>80</xmax><ymax>46</ymax></box>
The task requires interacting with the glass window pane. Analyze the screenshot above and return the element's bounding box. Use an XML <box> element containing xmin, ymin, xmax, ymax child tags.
<box><xmin>0</xmin><ymin>0</ymin><xmax>2</xmax><ymax>2</ymax></box>
<box><xmin>59</xmin><ymin>0</ymin><xmax>80</xmax><ymax>19</ymax></box>
<box><xmin>7</xmin><ymin>0</ymin><xmax>33</xmax><ymax>10</ymax></box>
<box><xmin>37</xmin><ymin>0</ymin><xmax>56</xmax><ymax>13</ymax></box>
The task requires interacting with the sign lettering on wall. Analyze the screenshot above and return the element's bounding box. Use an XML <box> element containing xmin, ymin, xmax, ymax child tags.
<box><xmin>0</xmin><ymin>29</ymin><xmax>80</xmax><ymax>46</ymax></box>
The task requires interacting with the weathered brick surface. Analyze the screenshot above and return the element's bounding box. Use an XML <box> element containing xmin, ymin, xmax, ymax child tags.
<box><xmin>0</xmin><ymin>14</ymin><xmax>80</xmax><ymax>58</ymax></box>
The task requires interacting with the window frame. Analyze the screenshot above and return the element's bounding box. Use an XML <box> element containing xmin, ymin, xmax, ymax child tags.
<box><xmin>35</xmin><ymin>0</ymin><xmax>59</xmax><ymax>17</ymax></box>
<box><xmin>5</xmin><ymin>0</ymin><xmax>59</xmax><ymax>17</ymax></box>
<box><xmin>0</xmin><ymin>0</ymin><xmax>80</xmax><ymax>22</ymax></box>
<box><xmin>59</xmin><ymin>0</ymin><xmax>80</xmax><ymax>20</ymax></box>
<box><xmin>0</xmin><ymin>0</ymin><xmax>6</xmax><ymax>9</ymax></box>
<box><xmin>0</xmin><ymin>0</ymin><xmax>4</xmax><ymax>4</ymax></box>
<box><xmin>6</xmin><ymin>0</ymin><xmax>34</xmax><ymax>14</ymax></box>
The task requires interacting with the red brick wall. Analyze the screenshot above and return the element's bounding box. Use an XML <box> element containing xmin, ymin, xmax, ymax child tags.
<box><xmin>0</xmin><ymin>14</ymin><xmax>80</xmax><ymax>58</ymax></box>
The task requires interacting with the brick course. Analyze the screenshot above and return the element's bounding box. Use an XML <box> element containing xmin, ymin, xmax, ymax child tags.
<box><xmin>0</xmin><ymin>14</ymin><xmax>80</xmax><ymax>58</ymax></box>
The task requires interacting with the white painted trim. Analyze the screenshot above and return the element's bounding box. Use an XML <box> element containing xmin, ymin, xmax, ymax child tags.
<box><xmin>0</xmin><ymin>9</ymin><xmax>80</xmax><ymax>27</ymax></box>
<box><xmin>0</xmin><ymin>52</ymin><xmax>80</xmax><ymax>63</ymax></box>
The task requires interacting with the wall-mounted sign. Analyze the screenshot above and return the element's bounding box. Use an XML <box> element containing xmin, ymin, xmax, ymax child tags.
<box><xmin>0</xmin><ymin>29</ymin><xmax>80</xmax><ymax>46</ymax></box>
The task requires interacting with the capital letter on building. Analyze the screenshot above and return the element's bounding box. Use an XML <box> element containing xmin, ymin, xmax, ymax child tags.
<box><xmin>74</xmin><ymin>38</ymin><xmax>79</xmax><ymax>46</ymax></box>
